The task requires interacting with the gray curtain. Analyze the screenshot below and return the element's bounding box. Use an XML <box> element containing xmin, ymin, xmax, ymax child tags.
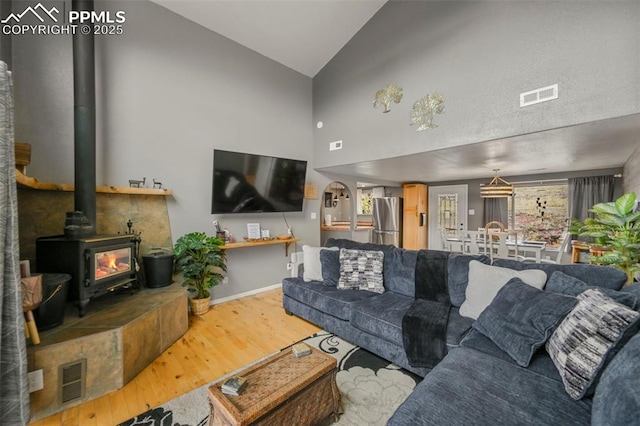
<box><xmin>568</xmin><ymin>175</ymin><xmax>617</xmax><ymax>222</ymax></box>
<box><xmin>483</xmin><ymin>197</ymin><xmax>508</xmax><ymax>227</ymax></box>
<box><xmin>568</xmin><ymin>175</ymin><xmax>617</xmax><ymax>253</ymax></box>
<box><xmin>0</xmin><ymin>61</ymin><xmax>30</xmax><ymax>424</ymax></box>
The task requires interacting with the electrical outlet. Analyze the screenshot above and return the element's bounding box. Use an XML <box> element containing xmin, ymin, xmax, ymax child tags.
<box><xmin>222</xmin><ymin>276</ymin><xmax>229</xmax><ymax>284</ymax></box>
<box><xmin>286</xmin><ymin>262</ymin><xmax>293</xmax><ymax>271</ymax></box>
<box><xmin>329</xmin><ymin>140</ymin><xmax>343</xmax><ymax>151</ymax></box>
<box><xmin>28</xmin><ymin>369</ymin><xmax>44</xmax><ymax>392</ymax></box>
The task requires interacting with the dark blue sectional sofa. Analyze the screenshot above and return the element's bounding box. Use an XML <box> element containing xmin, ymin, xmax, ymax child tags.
<box><xmin>282</xmin><ymin>238</ymin><xmax>640</xmax><ymax>425</ymax></box>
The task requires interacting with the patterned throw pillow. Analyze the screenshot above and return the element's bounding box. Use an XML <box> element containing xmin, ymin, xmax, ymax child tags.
<box><xmin>338</xmin><ymin>248</ymin><xmax>384</xmax><ymax>293</ymax></box>
<box><xmin>546</xmin><ymin>289</ymin><xmax>640</xmax><ymax>400</ymax></box>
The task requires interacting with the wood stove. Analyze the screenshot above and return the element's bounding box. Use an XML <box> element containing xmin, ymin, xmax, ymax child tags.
<box><xmin>36</xmin><ymin>235</ymin><xmax>136</xmax><ymax>317</ymax></box>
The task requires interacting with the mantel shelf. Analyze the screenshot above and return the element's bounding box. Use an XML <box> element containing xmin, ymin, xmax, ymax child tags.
<box><xmin>221</xmin><ymin>238</ymin><xmax>300</xmax><ymax>256</ymax></box>
<box><xmin>15</xmin><ymin>169</ymin><xmax>173</xmax><ymax>196</ymax></box>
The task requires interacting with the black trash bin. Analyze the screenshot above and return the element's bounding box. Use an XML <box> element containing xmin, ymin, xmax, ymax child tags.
<box><xmin>34</xmin><ymin>273</ymin><xmax>71</xmax><ymax>331</ymax></box>
<box><xmin>143</xmin><ymin>251</ymin><xmax>175</xmax><ymax>288</ymax></box>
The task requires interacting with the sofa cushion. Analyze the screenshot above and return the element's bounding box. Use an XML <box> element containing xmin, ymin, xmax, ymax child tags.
<box><xmin>388</xmin><ymin>345</ymin><xmax>592</xmax><ymax>426</ymax></box>
<box><xmin>325</xmin><ymin>238</ymin><xmax>416</xmax><ymax>297</ymax></box>
<box><xmin>547</xmin><ymin>289</ymin><xmax>640</xmax><ymax>400</ymax></box>
<box><xmin>382</xmin><ymin>247</ymin><xmax>418</xmax><ymax>297</ymax></box>
<box><xmin>338</xmin><ymin>248</ymin><xmax>385</xmax><ymax>293</ymax></box>
<box><xmin>446</xmin><ymin>307</ymin><xmax>474</xmax><ymax>349</ymax></box>
<box><xmin>350</xmin><ymin>292</ymin><xmax>413</xmax><ymax>346</ymax></box>
<box><xmin>592</xmin><ymin>332</ymin><xmax>640</xmax><ymax>425</ymax></box>
<box><xmin>545</xmin><ymin>271</ymin><xmax>637</xmax><ymax>308</ymax></box>
<box><xmin>492</xmin><ymin>258</ymin><xmax>627</xmax><ymax>290</ymax></box>
<box><xmin>350</xmin><ymin>295</ymin><xmax>472</xmax><ymax>349</ymax></box>
<box><xmin>621</xmin><ymin>282</ymin><xmax>640</xmax><ymax>310</ymax></box>
<box><xmin>473</xmin><ymin>278</ymin><xmax>577</xmax><ymax>367</ymax></box>
<box><xmin>459</xmin><ymin>260</ymin><xmax>547</xmax><ymax>319</ymax></box>
<box><xmin>282</xmin><ymin>277</ymin><xmax>378</xmax><ymax>321</ymax></box>
<box><xmin>447</xmin><ymin>253</ymin><xmax>491</xmax><ymax>307</ymax></box>
<box><xmin>320</xmin><ymin>249</ymin><xmax>340</xmax><ymax>287</ymax></box>
<box><xmin>302</xmin><ymin>245</ymin><xmax>339</xmax><ymax>282</ymax></box>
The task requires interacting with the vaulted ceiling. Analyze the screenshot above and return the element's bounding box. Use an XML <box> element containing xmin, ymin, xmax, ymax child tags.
<box><xmin>151</xmin><ymin>1</ymin><xmax>639</xmax><ymax>183</ymax></box>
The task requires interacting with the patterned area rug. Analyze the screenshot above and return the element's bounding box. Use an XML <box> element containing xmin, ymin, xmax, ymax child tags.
<box><xmin>120</xmin><ymin>331</ymin><xmax>419</xmax><ymax>426</ymax></box>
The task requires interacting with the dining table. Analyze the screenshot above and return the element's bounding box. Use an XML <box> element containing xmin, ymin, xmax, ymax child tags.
<box><xmin>447</xmin><ymin>235</ymin><xmax>548</xmax><ymax>263</ymax></box>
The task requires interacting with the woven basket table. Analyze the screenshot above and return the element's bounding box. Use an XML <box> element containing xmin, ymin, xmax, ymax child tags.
<box><xmin>208</xmin><ymin>346</ymin><xmax>341</xmax><ymax>425</ymax></box>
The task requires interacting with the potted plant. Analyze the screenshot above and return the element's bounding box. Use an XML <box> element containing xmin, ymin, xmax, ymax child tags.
<box><xmin>572</xmin><ymin>192</ymin><xmax>640</xmax><ymax>285</ymax></box>
<box><xmin>173</xmin><ymin>232</ymin><xmax>227</xmax><ymax>315</ymax></box>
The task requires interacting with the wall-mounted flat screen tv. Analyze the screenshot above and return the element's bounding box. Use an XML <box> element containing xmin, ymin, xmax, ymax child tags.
<box><xmin>211</xmin><ymin>149</ymin><xmax>308</xmax><ymax>214</ymax></box>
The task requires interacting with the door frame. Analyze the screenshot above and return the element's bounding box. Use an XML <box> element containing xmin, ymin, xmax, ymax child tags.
<box><xmin>428</xmin><ymin>184</ymin><xmax>469</xmax><ymax>250</ymax></box>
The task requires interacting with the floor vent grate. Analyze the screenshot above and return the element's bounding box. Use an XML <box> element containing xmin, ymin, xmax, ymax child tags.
<box><xmin>58</xmin><ymin>359</ymin><xmax>87</xmax><ymax>405</ymax></box>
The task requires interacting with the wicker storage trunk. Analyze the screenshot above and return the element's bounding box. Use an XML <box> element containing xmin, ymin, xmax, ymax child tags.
<box><xmin>208</xmin><ymin>346</ymin><xmax>341</xmax><ymax>425</ymax></box>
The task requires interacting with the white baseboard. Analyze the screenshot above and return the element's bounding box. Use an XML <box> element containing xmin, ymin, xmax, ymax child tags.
<box><xmin>211</xmin><ymin>283</ymin><xmax>283</xmax><ymax>305</ymax></box>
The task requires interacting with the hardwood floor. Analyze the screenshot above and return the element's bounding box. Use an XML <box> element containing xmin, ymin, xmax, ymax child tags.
<box><xmin>28</xmin><ymin>288</ymin><xmax>320</xmax><ymax>426</ymax></box>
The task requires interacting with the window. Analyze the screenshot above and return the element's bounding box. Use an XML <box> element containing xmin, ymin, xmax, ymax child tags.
<box><xmin>507</xmin><ymin>183</ymin><xmax>568</xmax><ymax>247</ymax></box>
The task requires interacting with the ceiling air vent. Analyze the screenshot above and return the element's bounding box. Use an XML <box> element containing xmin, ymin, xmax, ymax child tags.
<box><xmin>520</xmin><ymin>84</ymin><xmax>558</xmax><ymax>107</ymax></box>
<box><xmin>58</xmin><ymin>359</ymin><xmax>86</xmax><ymax>405</ymax></box>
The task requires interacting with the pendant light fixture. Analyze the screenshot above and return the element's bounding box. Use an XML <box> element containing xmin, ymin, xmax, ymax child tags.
<box><xmin>480</xmin><ymin>169</ymin><xmax>514</xmax><ymax>198</ymax></box>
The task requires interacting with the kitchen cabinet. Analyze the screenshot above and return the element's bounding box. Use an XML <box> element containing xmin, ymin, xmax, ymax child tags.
<box><xmin>402</xmin><ymin>183</ymin><xmax>428</xmax><ymax>249</ymax></box>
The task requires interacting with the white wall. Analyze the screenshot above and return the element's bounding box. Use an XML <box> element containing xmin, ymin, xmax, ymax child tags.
<box><xmin>313</xmin><ymin>1</ymin><xmax>640</xmax><ymax>169</ymax></box>
<box><xmin>12</xmin><ymin>0</ymin><xmax>320</xmax><ymax>298</ymax></box>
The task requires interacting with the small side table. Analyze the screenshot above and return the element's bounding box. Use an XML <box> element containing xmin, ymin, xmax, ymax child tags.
<box><xmin>571</xmin><ymin>241</ymin><xmax>591</xmax><ymax>264</ymax></box>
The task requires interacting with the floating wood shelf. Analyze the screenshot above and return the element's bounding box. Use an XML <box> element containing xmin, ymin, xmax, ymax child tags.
<box><xmin>221</xmin><ymin>238</ymin><xmax>300</xmax><ymax>256</ymax></box>
<box><xmin>15</xmin><ymin>169</ymin><xmax>173</xmax><ymax>196</ymax></box>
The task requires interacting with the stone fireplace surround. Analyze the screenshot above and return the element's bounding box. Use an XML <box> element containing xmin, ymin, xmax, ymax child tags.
<box><xmin>18</xmin><ymin>188</ymin><xmax>185</xmax><ymax>420</ymax></box>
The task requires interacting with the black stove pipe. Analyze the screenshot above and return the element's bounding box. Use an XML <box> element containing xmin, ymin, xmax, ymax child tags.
<box><xmin>72</xmin><ymin>0</ymin><xmax>96</xmax><ymax>235</ymax></box>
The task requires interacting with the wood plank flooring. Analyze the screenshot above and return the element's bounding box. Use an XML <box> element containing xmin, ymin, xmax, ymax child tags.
<box><xmin>28</xmin><ymin>288</ymin><xmax>320</xmax><ymax>426</ymax></box>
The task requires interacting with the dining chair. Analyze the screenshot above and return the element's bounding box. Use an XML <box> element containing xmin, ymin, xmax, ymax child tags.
<box><xmin>463</xmin><ymin>230</ymin><xmax>486</xmax><ymax>255</ymax></box>
<box><xmin>488</xmin><ymin>231</ymin><xmax>519</xmax><ymax>261</ymax></box>
<box><xmin>440</xmin><ymin>228</ymin><xmax>464</xmax><ymax>253</ymax></box>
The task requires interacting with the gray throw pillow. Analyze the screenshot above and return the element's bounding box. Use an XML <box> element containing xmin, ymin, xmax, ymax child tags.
<box><xmin>473</xmin><ymin>278</ymin><xmax>577</xmax><ymax>367</ymax></box>
<box><xmin>338</xmin><ymin>248</ymin><xmax>384</xmax><ymax>293</ymax></box>
<box><xmin>302</xmin><ymin>245</ymin><xmax>339</xmax><ymax>282</ymax></box>
<box><xmin>320</xmin><ymin>249</ymin><xmax>340</xmax><ymax>287</ymax></box>
<box><xmin>447</xmin><ymin>254</ymin><xmax>491</xmax><ymax>307</ymax></box>
<box><xmin>546</xmin><ymin>289</ymin><xmax>640</xmax><ymax>400</ymax></box>
<box><xmin>459</xmin><ymin>260</ymin><xmax>547</xmax><ymax>319</ymax></box>
<box><xmin>545</xmin><ymin>271</ymin><xmax>637</xmax><ymax>309</ymax></box>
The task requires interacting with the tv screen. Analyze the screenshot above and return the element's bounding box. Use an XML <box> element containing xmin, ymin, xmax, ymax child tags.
<box><xmin>212</xmin><ymin>149</ymin><xmax>308</xmax><ymax>214</ymax></box>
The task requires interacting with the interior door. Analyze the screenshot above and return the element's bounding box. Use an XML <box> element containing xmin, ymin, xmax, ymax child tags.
<box><xmin>428</xmin><ymin>185</ymin><xmax>468</xmax><ymax>250</ymax></box>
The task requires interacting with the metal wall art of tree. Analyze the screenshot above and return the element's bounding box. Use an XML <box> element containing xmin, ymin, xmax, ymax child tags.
<box><xmin>410</xmin><ymin>92</ymin><xmax>445</xmax><ymax>131</ymax></box>
<box><xmin>373</xmin><ymin>83</ymin><xmax>403</xmax><ymax>113</ymax></box>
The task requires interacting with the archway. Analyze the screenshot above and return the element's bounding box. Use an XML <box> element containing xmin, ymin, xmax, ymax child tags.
<box><xmin>320</xmin><ymin>181</ymin><xmax>352</xmax><ymax>244</ymax></box>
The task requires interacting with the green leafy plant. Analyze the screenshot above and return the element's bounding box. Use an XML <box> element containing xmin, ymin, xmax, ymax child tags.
<box><xmin>572</xmin><ymin>192</ymin><xmax>640</xmax><ymax>284</ymax></box>
<box><xmin>173</xmin><ymin>232</ymin><xmax>227</xmax><ymax>299</ymax></box>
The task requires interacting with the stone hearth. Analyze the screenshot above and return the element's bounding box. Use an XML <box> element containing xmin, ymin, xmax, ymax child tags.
<box><xmin>27</xmin><ymin>282</ymin><xmax>188</xmax><ymax>421</ymax></box>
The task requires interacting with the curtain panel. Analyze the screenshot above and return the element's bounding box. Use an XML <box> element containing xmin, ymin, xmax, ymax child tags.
<box><xmin>568</xmin><ymin>176</ymin><xmax>617</xmax><ymax>222</ymax></box>
<box><xmin>0</xmin><ymin>61</ymin><xmax>30</xmax><ymax>424</ymax></box>
<box><xmin>482</xmin><ymin>197</ymin><xmax>508</xmax><ymax>227</ymax></box>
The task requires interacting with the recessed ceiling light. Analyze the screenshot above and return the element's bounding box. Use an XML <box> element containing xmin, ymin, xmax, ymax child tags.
<box><xmin>316</xmin><ymin>121</ymin><xmax>324</xmax><ymax>129</ymax></box>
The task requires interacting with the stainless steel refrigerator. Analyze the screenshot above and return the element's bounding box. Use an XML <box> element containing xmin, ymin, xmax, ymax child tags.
<box><xmin>372</xmin><ymin>197</ymin><xmax>403</xmax><ymax>247</ymax></box>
